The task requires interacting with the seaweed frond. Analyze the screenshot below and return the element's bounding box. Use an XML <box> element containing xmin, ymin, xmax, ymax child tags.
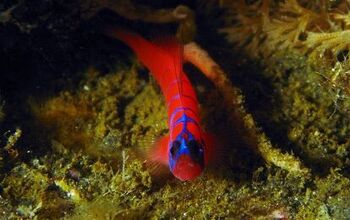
<box><xmin>219</xmin><ymin>0</ymin><xmax>266</xmax><ymax>57</ymax></box>
<box><xmin>262</xmin><ymin>0</ymin><xmax>329</xmax><ymax>53</ymax></box>
<box><xmin>333</xmin><ymin>12</ymin><xmax>350</xmax><ymax>28</ymax></box>
<box><xmin>306</xmin><ymin>30</ymin><xmax>350</xmax><ymax>62</ymax></box>
<box><xmin>220</xmin><ymin>0</ymin><xmax>350</xmax><ymax>60</ymax></box>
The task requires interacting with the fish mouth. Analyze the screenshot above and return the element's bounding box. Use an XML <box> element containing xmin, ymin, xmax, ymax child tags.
<box><xmin>172</xmin><ymin>154</ymin><xmax>203</xmax><ymax>181</ymax></box>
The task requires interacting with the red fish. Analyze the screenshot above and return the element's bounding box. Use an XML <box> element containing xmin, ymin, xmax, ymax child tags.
<box><xmin>105</xmin><ymin>28</ymin><xmax>214</xmax><ymax>181</ymax></box>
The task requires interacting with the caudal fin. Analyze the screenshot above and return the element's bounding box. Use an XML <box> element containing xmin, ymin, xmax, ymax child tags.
<box><xmin>103</xmin><ymin>26</ymin><xmax>183</xmax><ymax>93</ymax></box>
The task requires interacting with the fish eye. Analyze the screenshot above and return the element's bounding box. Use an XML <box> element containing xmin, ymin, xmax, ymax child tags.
<box><xmin>170</xmin><ymin>140</ymin><xmax>181</xmax><ymax>157</ymax></box>
<box><xmin>187</xmin><ymin>140</ymin><xmax>203</xmax><ymax>156</ymax></box>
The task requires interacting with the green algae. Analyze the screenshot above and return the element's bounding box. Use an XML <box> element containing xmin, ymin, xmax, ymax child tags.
<box><xmin>296</xmin><ymin>169</ymin><xmax>350</xmax><ymax>219</ymax></box>
<box><xmin>257</xmin><ymin>51</ymin><xmax>350</xmax><ymax>174</ymax></box>
<box><xmin>2</xmin><ymin>51</ymin><xmax>350</xmax><ymax>218</ymax></box>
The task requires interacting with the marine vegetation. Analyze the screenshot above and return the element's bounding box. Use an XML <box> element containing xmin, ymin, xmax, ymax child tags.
<box><xmin>220</xmin><ymin>0</ymin><xmax>350</xmax><ymax>103</ymax></box>
<box><xmin>0</xmin><ymin>0</ymin><xmax>350</xmax><ymax>219</ymax></box>
<box><xmin>221</xmin><ymin>0</ymin><xmax>350</xmax><ymax>60</ymax></box>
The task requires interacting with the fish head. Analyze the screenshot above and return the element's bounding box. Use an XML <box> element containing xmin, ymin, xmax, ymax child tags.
<box><xmin>168</xmin><ymin>134</ymin><xmax>205</xmax><ymax>181</ymax></box>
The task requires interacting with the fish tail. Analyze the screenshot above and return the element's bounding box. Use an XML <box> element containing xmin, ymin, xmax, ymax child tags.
<box><xmin>104</xmin><ymin>26</ymin><xmax>144</xmax><ymax>53</ymax></box>
<box><xmin>104</xmin><ymin>26</ymin><xmax>183</xmax><ymax>93</ymax></box>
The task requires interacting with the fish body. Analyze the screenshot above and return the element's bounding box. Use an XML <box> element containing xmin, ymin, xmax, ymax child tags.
<box><xmin>106</xmin><ymin>28</ymin><xmax>212</xmax><ymax>181</ymax></box>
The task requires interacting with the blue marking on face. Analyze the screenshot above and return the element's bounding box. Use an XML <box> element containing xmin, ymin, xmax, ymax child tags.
<box><xmin>168</xmin><ymin>110</ymin><xmax>205</xmax><ymax>172</ymax></box>
<box><xmin>168</xmin><ymin>130</ymin><xmax>205</xmax><ymax>171</ymax></box>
